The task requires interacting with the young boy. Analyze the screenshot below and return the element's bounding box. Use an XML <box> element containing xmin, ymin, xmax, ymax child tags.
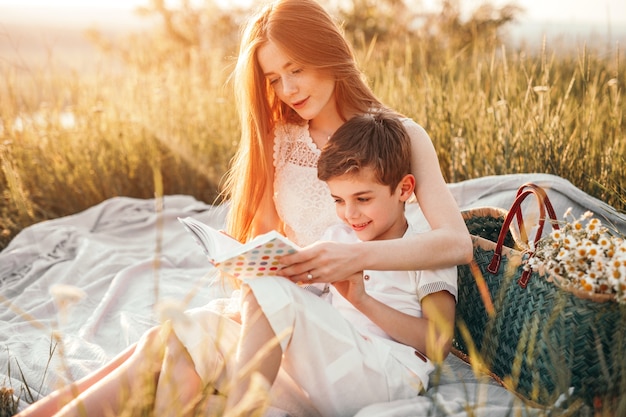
<box><xmin>316</xmin><ymin>111</ymin><xmax>458</xmax><ymax>385</ymax></box>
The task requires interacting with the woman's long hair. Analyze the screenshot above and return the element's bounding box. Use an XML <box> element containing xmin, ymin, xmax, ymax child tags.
<box><xmin>223</xmin><ymin>0</ymin><xmax>387</xmax><ymax>242</ymax></box>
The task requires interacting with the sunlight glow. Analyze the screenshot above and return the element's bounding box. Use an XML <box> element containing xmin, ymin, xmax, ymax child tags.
<box><xmin>0</xmin><ymin>0</ymin><xmax>624</xmax><ymax>24</ymax></box>
<box><xmin>0</xmin><ymin>0</ymin><xmax>214</xmax><ymax>8</ymax></box>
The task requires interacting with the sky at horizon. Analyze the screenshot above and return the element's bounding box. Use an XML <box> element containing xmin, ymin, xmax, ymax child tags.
<box><xmin>0</xmin><ymin>0</ymin><xmax>625</xmax><ymax>25</ymax></box>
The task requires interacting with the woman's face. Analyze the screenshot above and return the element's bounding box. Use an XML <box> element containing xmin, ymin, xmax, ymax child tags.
<box><xmin>257</xmin><ymin>40</ymin><xmax>336</xmax><ymax>121</ymax></box>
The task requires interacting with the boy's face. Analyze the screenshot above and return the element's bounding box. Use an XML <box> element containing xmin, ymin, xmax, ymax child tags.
<box><xmin>326</xmin><ymin>167</ymin><xmax>415</xmax><ymax>241</ymax></box>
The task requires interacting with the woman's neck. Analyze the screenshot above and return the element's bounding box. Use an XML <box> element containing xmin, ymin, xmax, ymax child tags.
<box><xmin>308</xmin><ymin>114</ymin><xmax>342</xmax><ymax>148</ymax></box>
<box><xmin>308</xmin><ymin>109</ymin><xmax>357</xmax><ymax>147</ymax></box>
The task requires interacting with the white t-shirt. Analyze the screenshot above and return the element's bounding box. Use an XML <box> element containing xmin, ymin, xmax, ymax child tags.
<box><xmin>321</xmin><ymin>222</ymin><xmax>458</xmax><ymax>339</ymax></box>
<box><xmin>320</xmin><ymin>221</ymin><xmax>458</xmax><ymax>383</ymax></box>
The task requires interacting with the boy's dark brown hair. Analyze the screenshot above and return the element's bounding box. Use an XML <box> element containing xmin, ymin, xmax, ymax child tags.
<box><xmin>317</xmin><ymin>112</ymin><xmax>412</xmax><ymax>191</ymax></box>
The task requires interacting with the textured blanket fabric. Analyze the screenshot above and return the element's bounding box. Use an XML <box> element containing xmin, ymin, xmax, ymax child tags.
<box><xmin>448</xmin><ymin>174</ymin><xmax>626</xmax><ymax>233</ymax></box>
<box><xmin>1</xmin><ymin>173</ymin><xmax>624</xmax><ymax>416</ymax></box>
<box><xmin>0</xmin><ymin>196</ymin><xmax>232</xmax><ymax>408</ymax></box>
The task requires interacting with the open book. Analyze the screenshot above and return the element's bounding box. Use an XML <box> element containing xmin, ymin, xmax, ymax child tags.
<box><xmin>178</xmin><ymin>216</ymin><xmax>300</xmax><ymax>280</ymax></box>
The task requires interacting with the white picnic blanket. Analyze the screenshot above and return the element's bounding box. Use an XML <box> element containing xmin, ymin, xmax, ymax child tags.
<box><xmin>2</xmin><ymin>173</ymin><xmax>624</xmax><ymax>416</ymax></box>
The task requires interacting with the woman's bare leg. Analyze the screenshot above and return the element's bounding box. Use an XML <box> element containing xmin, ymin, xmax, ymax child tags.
<box><xmin>153</xmin><ymin>322</ymin><xmax>204</xmax><ymax>417</ymax></box>
<box><xmin>16</xmin><ymin>326</ymin><xmax>164</xmax><ymax>417</ymax></box>
<box><xmin>14</xmin><ymin>343</ymin><xmax>135</xmax><ymax>417</ymax></box>
<box><xmin>224</xmin><ymin>286</ymin><xmax>281</xmax><ymax>415</ymax></box>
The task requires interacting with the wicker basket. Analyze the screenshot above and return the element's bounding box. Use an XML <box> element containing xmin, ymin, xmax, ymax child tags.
<box><xmin>454</xmin><ymin>184</ymin><xmax>626</xmax><ymax>406</ymax></box>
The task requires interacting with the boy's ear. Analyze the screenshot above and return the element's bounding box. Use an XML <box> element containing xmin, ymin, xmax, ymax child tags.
<box><xmin>398</xmin><ymin>174</ymin><xmax>416</xmax><ymax>202</ymax></box>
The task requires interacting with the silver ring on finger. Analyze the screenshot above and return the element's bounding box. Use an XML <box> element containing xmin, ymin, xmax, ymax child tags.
<box><xmin>306</xmin><ymin>272</ymin><xmax>314</xmax><ymax>280</ymax></box>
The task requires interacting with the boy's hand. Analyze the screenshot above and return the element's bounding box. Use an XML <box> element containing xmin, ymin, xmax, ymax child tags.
<box><xmin>331</xmin><ymin>272</ymin><xmax>368</xmax><ymax>306</ymax></box>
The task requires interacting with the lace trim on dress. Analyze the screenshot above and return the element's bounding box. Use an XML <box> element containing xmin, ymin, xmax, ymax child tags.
<box><xmin>273</xmin><ymin>122</ymin><xmax>319</xmax><ymax>169</ymax></box>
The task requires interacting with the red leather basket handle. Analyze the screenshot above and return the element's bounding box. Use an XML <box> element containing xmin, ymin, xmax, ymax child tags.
<box><xmin>513</xmin><ymin>183</ymin><xmax>559</xmax><ymax>244</ymax></box>
<box><xmin>487</xmin><ymin>183</ymin><xmax>559</xmax><ymax>288</ymax></box>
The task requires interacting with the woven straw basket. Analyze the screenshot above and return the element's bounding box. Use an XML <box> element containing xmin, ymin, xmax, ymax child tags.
<box><xmin>454</xmin><ymin>184</ymin><xmax>626</xmax><ymax>406</ymax></box>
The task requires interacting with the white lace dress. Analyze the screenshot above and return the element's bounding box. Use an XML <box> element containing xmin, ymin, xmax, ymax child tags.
<box><xmin>272</xmin><ymin>122</ymin><xmax>341</xmax><ymax>246</ymax></box>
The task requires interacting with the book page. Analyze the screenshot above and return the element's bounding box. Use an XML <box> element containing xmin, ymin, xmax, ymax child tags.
<box><xmin>178</xmin><ymin>216</ymin><xmax>241</xmax><ymax>260</ymax></box>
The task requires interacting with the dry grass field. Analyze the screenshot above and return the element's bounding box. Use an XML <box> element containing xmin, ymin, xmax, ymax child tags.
<box><xmin>1</xmin><ymin>2</ymin><xmax>624</xmax><ymax>251</ymax></box>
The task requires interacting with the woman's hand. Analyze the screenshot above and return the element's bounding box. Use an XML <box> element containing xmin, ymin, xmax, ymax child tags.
<box><xmin>278</xmin><ymin>241</ymin><xmax>364</xmax><ymax>283</ymax></box>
